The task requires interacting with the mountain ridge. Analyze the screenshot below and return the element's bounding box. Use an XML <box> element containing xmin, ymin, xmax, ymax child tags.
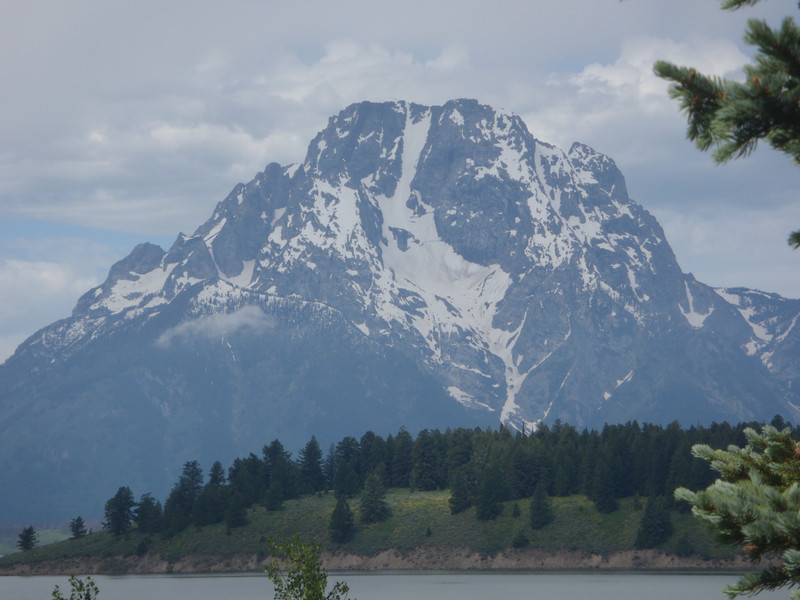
<box><xmin>2</xmin><ymin>98</ymin><xmax>799</xmax><ymax>523</ymax></box>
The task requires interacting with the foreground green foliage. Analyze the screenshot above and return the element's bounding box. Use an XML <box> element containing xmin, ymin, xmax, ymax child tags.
<box><xmin>654</xmin><ymin>0</ymin><xmax>800</xmax><ymax>247</ymax></box>
<box><xmin>676</xmin><ymin>425</ymin><xmax>800</xmax><ymax>599</ymax></box>
<box><xmin>265</xmin><ymin>535</ymin><xmax>351</xmax><ymax>600</ymax></box>
<box><xmin>52</xmin><ymin>576</ymin><xmax>99</xmax><ymax>600</ymax></box>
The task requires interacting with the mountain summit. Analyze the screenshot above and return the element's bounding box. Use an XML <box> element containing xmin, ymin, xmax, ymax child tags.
<box><xmin>2</xmin><ymin>99</ymin><xmax>799</xmax><ymax>523</ymax></box>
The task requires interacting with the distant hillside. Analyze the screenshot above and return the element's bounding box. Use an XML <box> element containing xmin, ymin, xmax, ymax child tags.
<box><xmin>4</xmin><ymin>419</ymin><xmax>783</xmax><ymax>574</ymax></box>
<box><xmin>0</xmin><ymin>490</ymin><xmax>743</xmax><ymax>575</ymax></box>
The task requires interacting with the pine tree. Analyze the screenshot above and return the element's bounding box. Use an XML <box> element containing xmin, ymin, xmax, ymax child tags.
<box><xmin>448</xmin><ymin>467</ymin><xmax>476</xmax><ymax>515</ymax></box>
<box><xmin>208</xmin><ymin>460</ymin><xmax>227</xmax><ymax>487</ymax></box>
<box><xmin>675</xmin><ymin>425</ymin><xmax>800</xmax><ymax>599</ymax></box>
<box><xmin>589</xmin><ymin>456</ymin><xmax>619</xmax><ymax>514</ymax></box>
<box><xmin>359</xmin><ymin>431</ymin><xmax>388</xmax><ymax>481</ymax></box>
<box><xmin>16</xmin><ymin>525</ymin><xmax>37</xmax><ymax>551</ymax></box>
<box><xmin>329</xmin><ymin>497</ymin><xmax>356</xmax><ymax>543</ymax></box>
<box><xmin>475</xmin><ymin>462</ymin><xmax>505</xmax><ymax>521</ymax></box>
<box><xmin>410</xmin><ymin>429</ymin><xmax>442</xmax><ymax>491</ymax></box>
<box><xmin>69</xmin><ymin>516</ymin><xmax>88</xmax><ymax>539</ymax></box>
<box><xmin>265</xmin><ymin>480</ymin><xmax>284</xmax><ymax>511</ymax></box>
<box><xmin>163</xmin><ymin>460</ymin><xmax>204</xmax><ymax>534</ymax></box>
<box><xmin>298</xmin><ymin>436</ymin><xmax>326</xmax><ymax>494</ymax></box>
<box><xmin>634</xmin><ymin>496</ymin><xmax>673</xmax><ymax>549</ymax></box>
<box><xmin>103</xmin><ymin>486</ymin><xmax>136</xmax><ymax>537</ymax></box>
<box><xmin>359</xmin><ymin>471</ymin><xmax>391</xmax><ymax>524</ymax></box>
<box><xmin>323</xmin><ymin>444</ymin><xmax>337</xmax><ymax>490</ymax></box>
<box><xmin>224</xmin><ymin>492</ymin><xmax>249</xmax><ymax>529</ymax></box>
<box><xmin>444</xmin><ymin>428</ymin><xmax>473</xmax><ymax>475</ymax></box>
<box><xmin>264</xmin><ymin>439</ymin><xmax>298</xmax><ymax>501</ymax></box>
<box><xmin>654</xmin><ymin>0</ymin><xmax>800</xmax><ymax>247</ymax></box>
<box><xmin>135</xmin><ymin>493</ymin><xmax>164</xmax><ymax>533</ymax></box>
<box><xmin>332</xmin><ymin>459</ymin><xmax>359</xmax><ymax>498</ymax></box>
<box><xmin>391</xmin><ymin>428</ymin><xmax>414</xmax><ymax>487</ymax></box>
<box><xmin>529</xmin><ymin>481</ymin><xmax>553</xmax><ymax>530</ymax></box>
<box><xmin>193</xmin><ymin>463</ymin><xmax>228</xmax><ymax>527</ymax></box>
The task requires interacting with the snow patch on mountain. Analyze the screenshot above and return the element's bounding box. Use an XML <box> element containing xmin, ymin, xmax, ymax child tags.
<box><xmin>603</xmin><ymin>369</ymin><xmax>634</xmax><ymax>401</ymax></box>
<box><xmin>369</xmin><ymin>106</ymin><xmax>515</xmax><ymax>360</ymax></box>
<box><xmin>680</xmin><ymin>281</ymin><xmax>712</xmax><ymax>329</ymax></box>
<box><xmin>776</xmin><ymin>314</ymin><xmax>799</xmax><ymax>344</ymax></box>
<box><xmin>226</xmin><ymin>259</ymin><xmax>255</xmax><ymax>288</ymax></box>
<box><xmin>375</xmin><ymin>108</ymin><xmax>432</xmax><ymax>246</ymax></box>
<box><xmin>204</xmin><ymin>218</ymin><xmax>226</xmax><ymax>245</ymax></box>
<box><xmin>97</xmin><ymin>264</ymin><xmax>177</xmax><ymax>315</ymax></box>
<box><xmin>498</xmin><ymin>309</ymin><xmax>535</xmax><ymax>426</ymax></box>
<box><xmin>715</xmin><ymin>288</ymin><xmax>773</xmax><ymax>355</ymax></box>
<box><xmin>448</xmin><ymin>385</ymin><xmax>494</xmax><ymax>410</ymax></box>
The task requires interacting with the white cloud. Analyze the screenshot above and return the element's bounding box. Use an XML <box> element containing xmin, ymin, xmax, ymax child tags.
<box><xmin>156</xmin><ymin>306</ymin><xmax>274</xmax><ymax>347</ymax></box>
<box><xmin>654</xmin><ymin>203</ymin><xmax>800</xmax><ymax>298</ymax></box>
<box><xmin>0</xmin><ymin>27</ymin><xmax>777</xmax><ymax>239</ymax></box>
<box><xmin>0</xmin><ymin>255</ymin><xmax>100</xmax><ymax>362</ymax></box>
<box><xmin>263</xmin><ymin>41</ymin><xmax>475</xmax><ymax>109</ymax></box>
<box><xmin>0</xmin><ymin>41</ymin><xmax>486</xmax><ymax>238</ymax></box>
<box><xmin>520</xmin><ymin>36</ymin><xmax>750</xmax><ymax>157</ymax></box>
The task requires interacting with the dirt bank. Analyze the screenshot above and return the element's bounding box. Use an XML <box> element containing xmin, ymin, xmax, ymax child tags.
<box><xmin>0</xmin><ymin>547</ymin><xmax>754</xmax><ymax>576</ymax></box>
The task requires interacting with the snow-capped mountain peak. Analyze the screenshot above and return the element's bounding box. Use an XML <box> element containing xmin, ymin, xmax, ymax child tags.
<box><xmin>2</xmin><ymin>99</ymin><xmax>798</xmax><ymax>524</ymax></box>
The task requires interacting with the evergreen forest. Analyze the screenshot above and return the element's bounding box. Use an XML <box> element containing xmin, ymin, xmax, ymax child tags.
<box><xmin>99</xmin><ymin>416</ymin><xmax>793</xmax><ymax>540</ymax></box>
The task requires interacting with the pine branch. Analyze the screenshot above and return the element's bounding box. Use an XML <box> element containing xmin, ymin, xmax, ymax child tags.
<box><xmin>724</xmin><ymin>567</ymin><xmax>794</xmax><ymax>598</ymax></box>
<box><xmin>656</xmin><ymin>0</ymin><xmax>800</xmax><ymax>249</ymax></box>
<box><xmin>721</xmin><ymin>0</ymin><xmax>767</xmax><ymax>9</ymax></box>
<box><xmin>746</xmin><ymin>17</ymin><xmax>800</xmax><ymax>79</ymax></box>
<box><xmin>653</xmin><ymin>61</ymin><xmax>728</xmax><ymax>152</ymax></box>
<box><xmin>678</xmin><ymin>427</ymin><xmax>800</xmax><ymax>598</ymax></box>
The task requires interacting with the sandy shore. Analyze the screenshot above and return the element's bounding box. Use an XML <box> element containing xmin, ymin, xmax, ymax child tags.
<box><xmin>0</xmin><ymin>547</ymin><xmax>754</xmax><ymax>576</ymax></box>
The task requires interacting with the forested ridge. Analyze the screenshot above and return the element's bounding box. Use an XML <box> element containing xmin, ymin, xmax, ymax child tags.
<box><xmin>7</xmin><ymin>417</ymin><xmax>794</xmax><ymax>571</ymax></box>
<box><xmin>98</xmin><ymin>416</ymin><xmax>792</xmax><ymax>540</ymax></box>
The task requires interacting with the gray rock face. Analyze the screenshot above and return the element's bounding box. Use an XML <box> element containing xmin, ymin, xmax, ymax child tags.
<box><xmin>2</xmin><ymin>99</ymin><xmax>798</xmax><ymax>523</ymax></box>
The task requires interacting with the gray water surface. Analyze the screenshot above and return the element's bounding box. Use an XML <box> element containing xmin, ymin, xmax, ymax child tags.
<box><xmin>0</xmin><ymin>571</ymin><xmax>790</xmax><ymax>600</ymax></box>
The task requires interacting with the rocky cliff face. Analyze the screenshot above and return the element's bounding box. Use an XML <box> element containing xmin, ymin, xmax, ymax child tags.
<box><xmin>2</xmin><ymin>99</ymin><xmax>798</xmax><ymax>523</ymax></box>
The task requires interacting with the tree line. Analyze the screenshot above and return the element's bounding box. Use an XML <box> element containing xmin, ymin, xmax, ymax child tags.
<box><xmin>98</xmin><ymin>416</ymin><xmax>794</xmax><ymax>541</ymax></box>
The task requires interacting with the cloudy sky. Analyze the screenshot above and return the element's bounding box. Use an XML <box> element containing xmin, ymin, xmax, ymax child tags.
<box><xmin>1</xmin><ymin>0</ymin><xmax>798</xmax><ymax>362</ymax></box>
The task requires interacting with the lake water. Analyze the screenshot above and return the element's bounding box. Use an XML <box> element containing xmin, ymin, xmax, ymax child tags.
<box><xmin>0</xmin><ymin>571</ymin><xmax>790</xmax><ymax>599</ymax></box>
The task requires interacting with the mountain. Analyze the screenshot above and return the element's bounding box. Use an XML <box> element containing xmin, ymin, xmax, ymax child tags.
<box><xmin>2</xmin><ymin>99</ymin><xmax>799</xmax><ymax>524</ymax></box>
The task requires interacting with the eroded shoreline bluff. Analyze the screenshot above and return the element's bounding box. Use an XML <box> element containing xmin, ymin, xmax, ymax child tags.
<box><xmin>0</xmin><ymin>548</ymin><xmax>754</xmax><ymax>576</ymax></box>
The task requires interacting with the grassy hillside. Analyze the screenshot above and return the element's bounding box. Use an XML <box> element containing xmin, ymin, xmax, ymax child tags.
<box><xmin>0</xmin><ymin>490</ymin><xmax>735</xmax><ymax>571</ymax></box>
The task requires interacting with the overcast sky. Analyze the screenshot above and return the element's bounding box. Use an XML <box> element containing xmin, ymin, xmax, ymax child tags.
<box><xmin>1</xmin><ymin>0</ymin><xmax>798</xmax><ymax>362</ymax></box>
